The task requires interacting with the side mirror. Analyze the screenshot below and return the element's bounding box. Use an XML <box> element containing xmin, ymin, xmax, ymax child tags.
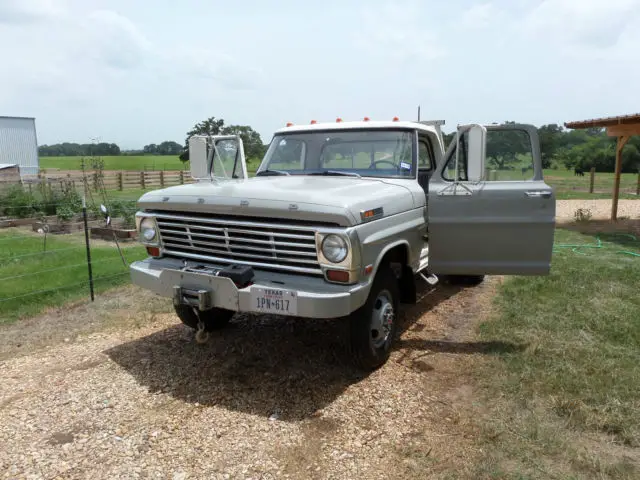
<box><xmin>464</xmin><ymin>124</ymin><xmax>487</xmax><ymax>182</ymax></box>
<box><xmin>188</xmin><ymin>135</ymin><xmax>211</xmax><ymax>179</ymax></box>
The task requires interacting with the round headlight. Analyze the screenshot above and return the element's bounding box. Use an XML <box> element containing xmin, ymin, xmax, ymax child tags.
<box><xmin>321</xmin><ymin>234</ymin><xmax>348</xmax><ymax>263</ymax></box>
<box><xmin>140</xmin><ymin>218</ymin><xmax>157</xmax><ymax>242</ymax></box>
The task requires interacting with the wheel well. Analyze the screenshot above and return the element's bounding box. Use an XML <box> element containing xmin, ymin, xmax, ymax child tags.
<box><xmin>379</xmin><ymin>244</ymin><xmax>416</xmax><ymax>304</ymax></box>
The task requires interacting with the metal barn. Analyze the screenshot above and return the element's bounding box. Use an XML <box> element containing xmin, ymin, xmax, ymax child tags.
<box><xmin>0</xmin><ymin>116</ymin><xmax>39</xmax><ymax>178</ymax></box>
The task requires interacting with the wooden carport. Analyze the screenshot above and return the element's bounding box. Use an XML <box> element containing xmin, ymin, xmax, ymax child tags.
<box><xmin>564</xmin><ymin>113</ymin><xmax>640</xmax><ymax>221</ymax></box>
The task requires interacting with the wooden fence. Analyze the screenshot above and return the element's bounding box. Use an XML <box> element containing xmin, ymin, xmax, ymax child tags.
<box><xmin>9</xmin><ymin>170</ymin><xmax>195</xmax><ymax>193</ymax></box>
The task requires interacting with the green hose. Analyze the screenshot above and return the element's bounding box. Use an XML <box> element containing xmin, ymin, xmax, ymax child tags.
<box><xmin>553</xmin><ymin>233</ymin><xmax>639</xmax><ymax>258</ymax></box>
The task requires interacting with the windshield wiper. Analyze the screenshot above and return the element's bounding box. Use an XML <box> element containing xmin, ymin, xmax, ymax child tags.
<box><xmin>256</xmin><ymin>169</ymin><xmax>291</xmax><ymax>177</ymax></box>
<box><xmin>308</xmin><ymin>170</ymin><xmax>362</xmax><ymax>178</ymax></box>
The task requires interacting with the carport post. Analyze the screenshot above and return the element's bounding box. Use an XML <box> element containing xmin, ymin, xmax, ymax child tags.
<box><xmin>611</xmin><ymin>136</ymin><xmax>629</xmax><ymax>221</ymax></box>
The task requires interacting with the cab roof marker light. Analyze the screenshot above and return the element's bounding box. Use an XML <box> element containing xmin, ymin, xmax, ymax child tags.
<box><xmin>363</xmin><ymin>116</ymin><xmax>370</xmax><ymax>121</ymax></box>
<box><xmin>393</xmin><ymin>116</ymin><xmax>399</xmax><ymax>122</ymax></box>
<box><xmin>336</xmin><ymin>117</ymin><xmax>343</xmax><ymax>123</ymax></box>
<box><xmin>310</xmin><ymin>120</ymin><xmax>317</xmax><ymax>124</ymax></box>
<box><xmin>286</xmin><ymin>122</ymin><xmax>294</xmax><ymax>127</ymax></box>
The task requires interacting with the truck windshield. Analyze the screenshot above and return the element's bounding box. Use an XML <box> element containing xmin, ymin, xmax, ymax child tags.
<box><xmin>257</xmin><ymin>129</ymin><xmax>415</xmax><ymax>178</ymax></box>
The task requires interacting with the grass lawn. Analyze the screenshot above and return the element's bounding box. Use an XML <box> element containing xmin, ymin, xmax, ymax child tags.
<box><xmin>474</xmin><ymin>227</ymin><xmax>640</xmax><ymax>478</ymax></box>
<box><xmin>544</xmin><ymin>168</ymin><xmax>639</xmax><ymax>198</ymax></box>
<box><xmin>40</xmin><ymin>156</ymin><xmax>264</xmax><ymax>173</ymax></box>
<box><xmin>40</xmin><ymin>155</ymin><xmax>185</xmax><ymax>171</ymax></box>
<box><xmin>0</xmin><ymin>228</ymin><xmax>146</xmax><ymax>323</ymax></box>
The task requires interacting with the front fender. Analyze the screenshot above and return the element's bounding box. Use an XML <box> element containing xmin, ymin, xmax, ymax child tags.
<box><xmin>355</xmin><ymin>208</ymin><xmax>426</xmax><ymax>280</ymax></box>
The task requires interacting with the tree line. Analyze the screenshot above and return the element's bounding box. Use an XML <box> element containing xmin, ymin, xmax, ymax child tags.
<box><xmin>38</xmin><ymin>118</ymin><xmax>267</xmax><ymax>161</ymax></box>
<box><xmin>443</xmin><ymin>123</ymin><xmax>640</xmax><ymax>173</ymax></box>
<box><xmin>38</xmin><ymin>119</ymin><xmax>640</xmax><ymax>173</ymax></box>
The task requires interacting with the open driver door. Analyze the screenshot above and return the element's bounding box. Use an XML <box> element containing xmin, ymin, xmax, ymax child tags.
<box><xmin>427</xmin><ymin>123</ymin><xmax>555</xmax><ymax>275</ymax></box>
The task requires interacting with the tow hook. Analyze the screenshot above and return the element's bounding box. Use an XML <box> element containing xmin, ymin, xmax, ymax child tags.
<box><xmin>194</xmin><ymin>315</ymin><xmax>210</xmax><ymax>344</ymax></box>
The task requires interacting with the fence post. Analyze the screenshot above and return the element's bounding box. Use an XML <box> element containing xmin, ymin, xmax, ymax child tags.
<box><xmin>589</xmin><ymin>167</ymin><xmax>595</xmax><ymax>193</ymax></box>
<box><xmin>140</xmin><ymin>171</ymin><xmax>146</xmax><ymax>190</ymax></box>
<box><xmin>118</xmin><ymin>172</ymin><xmax>123</xmax><ymax>191</ymax></box>
<box><xmin>82</xmin><ymin>196</ymin><xmax>95</xmax><ymax>302</ymax></box>
<box><xmin>160</xmin><ymin>170</ymin><xmax>165</xmax><ymax>188</ymax></box>
<box><xmin>637</xmin><ymin>172</ymin><xmax>640</xmax><ymax>196</ymax></box>
<box><xmin>179</xmin><ymin>170</ymin><xmax>184</xmax><ymax>185</ymax></box>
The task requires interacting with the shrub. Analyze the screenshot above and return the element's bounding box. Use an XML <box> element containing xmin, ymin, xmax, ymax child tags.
<box><xmin>574</xmin><ymin>208</ymin><xmax>593</xmax><ymax>222</ymax></box>
<box><xmin>0</xmin><ymin>186</ymin><xmax>41</xmax><ymax>218</ymax></box>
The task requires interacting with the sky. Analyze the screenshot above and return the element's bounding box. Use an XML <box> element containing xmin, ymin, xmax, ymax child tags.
<box><xmin>1</xmin><ymin>0</ymin><xmax>639</xmax><ymax>149</ymax></box>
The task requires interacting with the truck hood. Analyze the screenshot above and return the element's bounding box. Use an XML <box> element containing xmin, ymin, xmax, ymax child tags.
<box><xmin>136</xmin><ymin>176</ymin><xmax>415</xmax><ymax>227</ymax></box>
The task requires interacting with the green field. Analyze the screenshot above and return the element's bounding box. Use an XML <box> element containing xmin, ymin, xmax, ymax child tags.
<box><xmin>40</xmin><ymin>155</ymin><xmax>186</xmax><ymax>171</ymax></box>
<box><xmin>0</xmin><ymin>229</ymin><xmax>146</xmax><ymax>323</ymax></box>
<box><xmin>40</xmin><ymin>155</ymin><xmax>264</xmax><ymax>172</ymax></box>
<box><xmin>542</xmin><ymin>168</ymin><xmax>639</xmax><ymax>200</ymax></box>
<box><xmin>474</xmin><ymin>227</ymin><xmax>640</xmax><ymax>477</ymax></box>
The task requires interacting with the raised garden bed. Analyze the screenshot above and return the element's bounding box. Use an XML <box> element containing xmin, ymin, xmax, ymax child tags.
<box><xmin>90</xmin><ymin>226</ymin><xmax>137</xmax><ymax>241</ymax></box>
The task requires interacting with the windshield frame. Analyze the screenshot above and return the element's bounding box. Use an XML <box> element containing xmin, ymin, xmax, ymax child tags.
<box><xmin>257</xmin><ymin>128</ymin><xmax>418</xmax><ymax>180</ymax></box>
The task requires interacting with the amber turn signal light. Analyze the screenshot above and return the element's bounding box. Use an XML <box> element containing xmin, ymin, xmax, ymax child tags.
<box><xmin>326</xmin><ymin>270</ymin><xmax>350</xmax><ymax>283</ymax></box>
<box><xmin>146</xmin><ymin>246</ymin><xmax>160</xmax><ymax>257</ymax></box>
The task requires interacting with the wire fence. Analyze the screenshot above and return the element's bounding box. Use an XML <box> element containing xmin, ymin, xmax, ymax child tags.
<box><xmin>0</xmin><ymin>203</ymin><xmax>145</xmax><ymax>322</ymax></box>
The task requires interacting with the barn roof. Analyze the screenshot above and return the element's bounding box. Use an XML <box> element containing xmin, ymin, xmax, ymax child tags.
<box><xmin>564</xmin><ymin>113</ymin><xmax>640</xmax><ymax>129</ymax></box>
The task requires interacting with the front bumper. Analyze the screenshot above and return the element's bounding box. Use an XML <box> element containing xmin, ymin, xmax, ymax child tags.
<box><xmin>130</xmin><ymin>257</ymin><xmax>371</xmax><ymax>319</ymax></box>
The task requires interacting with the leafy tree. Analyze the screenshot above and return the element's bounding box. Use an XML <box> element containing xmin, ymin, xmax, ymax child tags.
<box><xmin>538</xmin><ymin>124</ymin><xmax>564</xmax><ymax>168</ymax></box>
<box><xmin>180</xmin><ymin>117</ymin><xmax>265</xmax><ymax>162</ymax></box>
<box><xmin>485</xmin><ymin>122</ymin><xmax>529</xmax><ymax>170</ymax></box>
<box><xmin>143</xmin><ymin>141</ymin><xmax>183</xmax><ymax>155</ymax></box>
<box><xmin>221</xmin><ymin>125</ymin><xmax>265</xmax><ymax>159</ymax></box>
<box><xmin>38</xmin><ymin>142</ymin><xmax>120</xmax><ymax>156</ymax></box>
<box><xmin>184</xmin><ymin>117</ymin><xmax>225</xmax><ymax>146</ymax></box>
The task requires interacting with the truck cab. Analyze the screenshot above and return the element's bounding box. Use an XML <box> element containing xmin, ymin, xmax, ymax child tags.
<box><xmin>130</xmin><ymin>119</ymin><xmax>555</xmax><ymax>370</ymax></box>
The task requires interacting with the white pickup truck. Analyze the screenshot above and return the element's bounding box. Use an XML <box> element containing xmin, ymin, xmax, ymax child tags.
<box><xmin>130</xmin><ymin>118</ymin><xmax>555</xmax><ymax>370</ymax></box>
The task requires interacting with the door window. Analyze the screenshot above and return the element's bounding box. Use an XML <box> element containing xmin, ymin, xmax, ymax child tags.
<box><xmin>442</xmin><ymin>128</ymin><xmax>535</xmax><ymax>182</ymax></box>
<box><xmin>212</xmin><ymin>138</ymin><xmax>246</xmax><ymax>179</ymax></box>
<box><xmin>485</xmin><ymin>129</ymin><xmax>534</xmax><ymax>181</ymax></box>
<box><xmin>418</xmin><ymin>138</ymin><xmax>434</xmax><ymax>170</ymax></box>
<box><xmin>443</xmin><ymin>133</ymin><xmax>469</xmax><ymax>181</ymax></box>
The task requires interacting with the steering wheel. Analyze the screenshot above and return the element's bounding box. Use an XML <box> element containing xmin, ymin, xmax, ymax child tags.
<box><xmin>370</xmin><ymin>160</ymin><xmax>398</xmax><ymax>169</ymax></box>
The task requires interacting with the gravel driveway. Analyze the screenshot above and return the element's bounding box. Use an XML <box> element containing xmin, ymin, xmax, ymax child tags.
<box><xmin>556</xmin><ymin>199</ymin><xmax>639</xmax><ymax>221</ymax></box>
<box><xmin>0</xmin><ymin>281</ymin><xmax>497</xmax><ymax>479</ymax></box>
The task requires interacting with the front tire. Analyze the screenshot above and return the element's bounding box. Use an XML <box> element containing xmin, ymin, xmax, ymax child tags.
<box><xmin>349</xmin><ymin>265</ymin><xmax>399</xmax><ymax>371</ymax></box>
<box><xmin>174</xmin><ymin>305</ymin><xmax>234</xmax><ymax>331</ymax></box>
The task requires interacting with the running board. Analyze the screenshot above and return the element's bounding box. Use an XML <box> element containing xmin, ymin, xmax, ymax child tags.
<box><xmin>419</xmin><ymin>272</ymin><xmax>439</xmax><ymax>286</ymax></box>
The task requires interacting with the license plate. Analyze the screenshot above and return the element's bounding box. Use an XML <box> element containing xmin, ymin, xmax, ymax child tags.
<box><xmin>251</xmin><ymin>287</ymin><xmax>298</xmax><ymax>315</ymax></box>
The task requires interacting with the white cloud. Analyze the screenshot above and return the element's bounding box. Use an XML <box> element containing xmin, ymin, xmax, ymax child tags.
<box><xmin>353</xmin><ymin>1</ymin><xmax>446</xmax><ymax>62</ymax></box>
<box><xmin>522</xmin><ymin>0</ymin><xmax>640</xmax><ymax>50</ymax></box>
<box><xmin>459</xmin><ymin>3</ymin><xmax>502</xmax><ymax>29</ymax></box>
<box><xmin>0</xmin><ymin>0</ymin><xmax>66</xmax><ymax>23</ymax></box>
<box><xmin>84</xmin><ymin>10</ymin><xmax>153</xmax><ymax>70</ymax></box>
<box><xmin>174</xmin><ymin>49</ymin><xmax>263</xmax><ymax>91</ymax></box>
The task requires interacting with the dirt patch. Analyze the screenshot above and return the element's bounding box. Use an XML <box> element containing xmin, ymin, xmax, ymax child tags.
<box><xmin>0</xmin><ymin>285</ymin><xmax>171</xmax><ymax>362</ymax></box>
<box><xmin>0</xmin><ymin>277</ymin><xmax>502</xmax><ymax>479</ymax></box>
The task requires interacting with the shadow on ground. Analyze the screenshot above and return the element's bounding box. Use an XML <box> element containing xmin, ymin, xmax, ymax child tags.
<box><xmin>105</xmin><ymin>280</ymin><xmax>511</xmax><ymax>421</ymax></box>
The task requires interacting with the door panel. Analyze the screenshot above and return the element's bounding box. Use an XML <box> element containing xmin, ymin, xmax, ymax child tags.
<box><xmin>427</xmin><ymin>124</ymin><xmax>555</xmax><ymax>275</ymax></box>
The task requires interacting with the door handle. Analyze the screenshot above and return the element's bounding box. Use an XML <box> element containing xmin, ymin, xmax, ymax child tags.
<box><xmin>525</xmin><ymin>191</ymin><xmax>552</xmax><ymax>198</ymax></box>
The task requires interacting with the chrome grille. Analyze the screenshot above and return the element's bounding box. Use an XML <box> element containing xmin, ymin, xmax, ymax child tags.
<box><xmin>155</xmin><ymin>213</ymin><xmax>322</xmax><ymax>275</ymax></box>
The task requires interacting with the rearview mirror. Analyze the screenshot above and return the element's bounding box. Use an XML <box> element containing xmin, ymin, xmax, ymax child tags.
<box><xmin>188</xmin><ymin>135</ymin><xmax>211</xmax><ymax>180</ymax></box>
<box><xmin>464</xmin><ymin>124</ymin><xmax>486</xmax><ymax>182</ymax></box>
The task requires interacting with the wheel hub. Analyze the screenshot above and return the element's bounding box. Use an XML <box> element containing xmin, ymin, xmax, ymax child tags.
<box><xmin>370</xmin><ymin>292</ymin><xmax>394</xmax><ymax>349</ymax></box>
